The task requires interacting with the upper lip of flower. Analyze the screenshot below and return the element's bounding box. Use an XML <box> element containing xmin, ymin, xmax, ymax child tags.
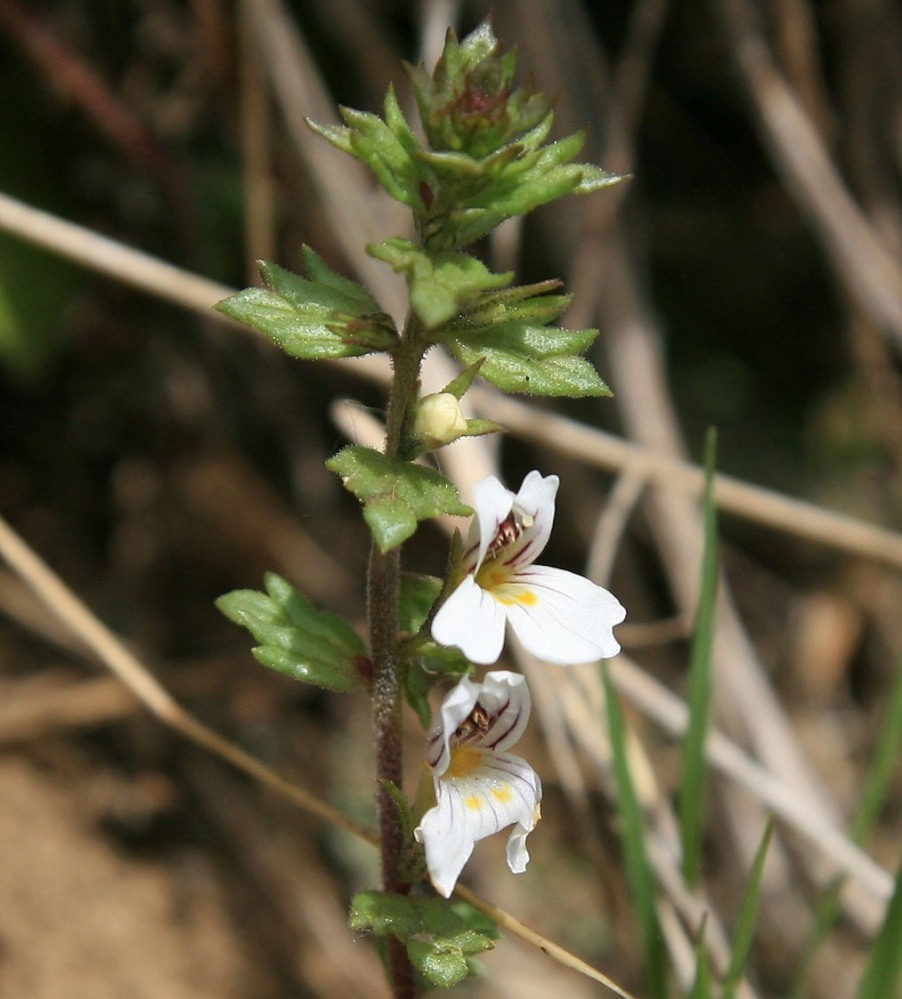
<box><xmin>427</xmin><ymin>672</ymin><xmax>531</xmax><ymax>774</ymax></box>
<box><xmin>466</xmin><ymin>469</ymin><xmax>557</xmax><ymax>574</ymax></box>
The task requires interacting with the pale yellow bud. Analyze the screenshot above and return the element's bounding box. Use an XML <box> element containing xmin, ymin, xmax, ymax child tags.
<box><xmin>413</xmin><ymin>392</ymin><xmax>468</xmax><ymax>445</ymax></box>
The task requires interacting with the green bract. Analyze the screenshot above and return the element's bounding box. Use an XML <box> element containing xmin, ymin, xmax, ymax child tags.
<box><xmin>326</xmin><ymin>446</ymin><xmax>473</xmax><ymax>552</ymax></box>
<box><xmin>215</xmin><ymin>246</ymin><xmax>397</xmax><ymax>359</ymax></box>
<box><xmin>407</xmin><ymin>22</ymin><xmax>550</xmax><ymax>158</ymax></box>
<box><xmin>368</xmin><ymin>237</ymin><xmax>512</xmax><ymax>330</ymax></box>
<box><xmin>441</xmin><ymin>281</ymin><xmax>612</xmax><ymax>397</ymax></box>
<box><xmin>216</xmin><ymin>573</ymin><xmax>367</xmax><ymax>691</ymax></box>
<box><xmin>307</xmin><ymin>86</ymin><xmax>427</xmax><ymax>211</ymax></box>
<box><xmin>349</xmin><ymin>892</ymin><xmax>496</xmax><ymax>989</ymax></box>
<box><xmin>307</xmin><ymin>22</ymin><xmax>626</xmax><ymax>251</ymax></box>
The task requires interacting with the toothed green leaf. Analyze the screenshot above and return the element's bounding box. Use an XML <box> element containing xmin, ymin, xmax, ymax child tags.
<box><xmin>216</xmin><ymin>573</ymin><xmax>366</xmax><ymax>691</ymax></box>
<box><xmin>216</xmin><ymin>249</ymin><xmax>396</xmax><ymax>359</ymax></box>
<box><xmin>327</xmin><ymin>446</ymin><xmax>472</xmax><ymax>552</ymax></box>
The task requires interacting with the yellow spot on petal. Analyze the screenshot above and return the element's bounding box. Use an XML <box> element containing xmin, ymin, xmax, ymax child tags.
<box><xmin>491</xmin><ymin>783</ymin><xmax>513</xmax><ymax>804</ymax></box>
<box><xmin>463</xmin><ymin>795</ymin><xmax>482</xmax><ymax>811</ymax></box>
<box><xmin>496</xmin><ymin>588</ymin><xmax>538</xmax><ymax>608</ymax></box>
<box><xmin>447</xmin><ymin>745</ymin><xmax>482</xmax><ymax>778</ymax></box>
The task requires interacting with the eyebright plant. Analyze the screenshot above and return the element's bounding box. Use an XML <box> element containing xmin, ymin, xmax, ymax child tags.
<box><xmin>216</xmin><ymin>21</ymin><xmax>626</xmax><ymax>997</ymax></box>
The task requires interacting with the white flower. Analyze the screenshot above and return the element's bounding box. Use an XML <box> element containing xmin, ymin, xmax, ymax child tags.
<box><xmin>414</xmin><ymin>671</ymin><xmax>541</xmax><ymax>898</ymax></box>
<box><xmin>431</xmin><ymin>470</ymin><xmax>626</xmax><ymax>665</ymax></box>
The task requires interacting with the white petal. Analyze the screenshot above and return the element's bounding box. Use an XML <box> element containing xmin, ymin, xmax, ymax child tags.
<box><xmin>472</xmin><ymin>475</ymin><xmax>515</xmax><ymax>570</ymax></box>
<box><xmin>476</xmin><ymin>671</ymin><xmax>532</xmax><ymax>753</ymax></box>
<box><xmin>505</xmin><ymin>565</ymin><xmax>626</xmax><ymax>664</ymax></box>
<box><xmin>414</xmin><ymin>750</ymin><xmax>541</xmax><ymax>897</ymax></box>
<box><xmin>506</xmin><ymin>815</ymin><xmax>537</xmax><ymax>875</ymax></box>
<box><xmin>431</xmin><ymin>575</ymin><xmax>508</xmax><ymax>665</ymax></box>
<box><xmin>414</xmin><ymin>789</ymin><xmax>477</xmax><ymax>898</ymax></box>
<box><xmin>506</xmin><ymin>471</ymin><xmax>559</xmax><ymax>567</ymax></box>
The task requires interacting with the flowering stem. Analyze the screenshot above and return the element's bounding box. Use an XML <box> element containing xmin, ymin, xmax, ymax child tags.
<box><xmin>367</xmin><ymin>319</ymin><xmax>428</xmax><ymax>998</ymax></box>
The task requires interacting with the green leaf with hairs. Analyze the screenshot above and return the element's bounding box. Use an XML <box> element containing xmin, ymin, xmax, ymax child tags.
<box><xmin>327</xmin><ymin>446</ymin><xmax>472</xmax><ymax>552</ymax></box>
<box><xmin>368</xmin><ymin>237</ymin><xmax>512</xmax><ymax>329</ymax></box>
<box><xmin>216</xmin><ymin>573</ymin><xmax>366</xmax><ymax>691</ymax></box>
<box><xmin>449</xmin><ymin>340</ymin><xmax>610</xmax><ymax>396</ymax></box>
<box><xmin>349</xmin><ymin>892</ymin><xmax>495</xmax><ymax>990</ymax></box>
<box><xmin>215</xmin><ymin>248</ymin><xmax>397</xmax><ymax>359</ymax></box>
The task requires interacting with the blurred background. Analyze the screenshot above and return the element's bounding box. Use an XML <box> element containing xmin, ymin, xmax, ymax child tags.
<box><xmin>0</xmin><ymin>1</ymin><xmax>899</xmax><ymax>997</ymax></box>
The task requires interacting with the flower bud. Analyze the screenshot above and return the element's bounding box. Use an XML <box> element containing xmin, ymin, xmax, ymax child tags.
<box><xmin>413</xmin><ymin>392</ymin><xmax>468</xmax><ymax>446</ymax></box>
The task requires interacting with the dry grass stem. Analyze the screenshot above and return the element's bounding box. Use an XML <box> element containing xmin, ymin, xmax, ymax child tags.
<box><xmin>722</xmin><ymin>0</ymin><xmax>902</xmax><ymax>349</ymax></box>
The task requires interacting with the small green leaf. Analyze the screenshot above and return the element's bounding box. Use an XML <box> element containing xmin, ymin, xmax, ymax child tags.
<box><xmin>442</xmin><ymin>359</ymin><xmax>485</xmax><ymax>399</ymax></box>
<box><xmin>399</xmin><ymin>574</ymin><xmax>444</xmax><ymax>636</ymax></box>
<box><xmin>368</xmin><ymin>237</ymin><xmax>512</xmax><ymax>329</ymax></box>
<box><xmin>403</xmin><ymin>661</ymin><xmax>434</xmax><ymax>728</ymax></box>
<box><xmin>406</xmin><ymin>939</ymin><xmax>471</xmax><ymax>989</ymax></box>
<box><xmin>330</xmin><ymin>90</ymin><xmax>427</xmax><ymax>208</ymax></box>
<box><xmin>349</xmin><ymin>892</ymin><xmax>495</xmax><ymax>990</ymax></box>
<box><xmin>453</xmin><ymin>319</ymin><xmax>598</xmax><ymax>358</ymax></box>
<box><xmin>433</xmin><ymin>279</ymin><xmax>610</xmax><ymax>397</ymax></box>
<box><xmin>449</xmin><ymin>341</ymin><xmax>611</xmax><ymax>397</ymax></box>
<box><xmin>216</xmin><ymin>573</ymin><xmax>366</xmax><ymax>691</ymax></box>
<box><xmin>444</xmin><ymin>157</ymin><xmax>627</xmax><ymax>249</ymax></box>
<box><xmin>215</xmin><ymin>250</ymin><xmax>396</xmax><ymax>360</ymax></box>
<box><xmin>295</xmin><ymin>245</ymin><xmax>382</xmax><ymax>311</ymax></box>
<box><xmin>327</xmin><ymin>446</ymin><xmax>472</xmax><ymax>551</ymax></box>
<box><xmin>445</xmin><ymin>282</ymin><xmax>570</xmax><ymax>336</ymax></box>
<box><xmin>304</xmin><ymin>117</ymin><xmax>354</xmax><ymax>154</ymax></box>
<box><xmin>349</xmin><ymin>891</ymin><xmax>422</xmax><ymax>938</ymax></box>
<box><xmin>461</xmin><ymin>418</ymin><xmax>506</xmax><ymax>439</ymax></box>
<box><xmin>575</xmin><ymin>164</ymin><xmax>630</xmax><ymax>195</ymax></box>
<box><xmin>411</xmin><ymin>897</ymin><xmax>495</xmax><ymax>987</ymax></box>
<box><xmin>401</xmin><ymin>644</ymin><xmax>473</xmax><ymax>713</ymax></box>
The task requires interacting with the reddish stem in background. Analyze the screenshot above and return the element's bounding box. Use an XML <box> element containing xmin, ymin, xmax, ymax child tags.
<box><xmin>0</xmin><ymin>0</ymin><xmax>197</xmax><ymax>255</ymax></box>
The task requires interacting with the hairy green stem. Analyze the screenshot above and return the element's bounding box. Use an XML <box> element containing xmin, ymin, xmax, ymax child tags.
<box><xmin>367</xmin><ymin>321</ymin><xmax>428</xmax><ymax>998</ymax></box>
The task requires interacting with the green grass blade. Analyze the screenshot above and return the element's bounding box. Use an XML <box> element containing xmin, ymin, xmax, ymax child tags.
<box><xmin>791</xmin><ymin>661</ymin><xmax>902</xmax><ymax>999</ymax></box>
<box><xmin>680</xmin><ymin>428</ymin><xmax>719</xmax><ymax>887</ymax></box>
<box><xmin>688</xmin><ymin>918</ymin><xmax>713</xmax><ymax>999</ymax></box>
<box><xmin>850</xmin><ymin>659</ymin><xmax>902</xmax><ymax>844</ymax></box>
<box><xmin>723</xmin><ymin>819</ymin><xmax>774</xmax><ymax>999</ymax></box>
<box><xmin>856</xmin><ymin>858</ymin><xmax>902</xmax><ymax>999</ymax></box>
<box><xmin>601</xmin><ymin>662</ymin><xmax>668</xmax><ymax>999</ymax></box>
